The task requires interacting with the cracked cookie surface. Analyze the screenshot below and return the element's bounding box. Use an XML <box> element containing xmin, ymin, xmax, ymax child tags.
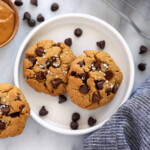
<box><xmin>0</xmin><ymin>83</ymin><xmax>30</xmax><ymax>138</ymax></box>
<box><xmin>67</xmin><ymin>50</ymin><xmax>123</xmax><ymax>110</ymax></box>
<box><xmin>23</xmin><ymin>40</ymin><xmax>76</xmax><ymax>96</ymax></box>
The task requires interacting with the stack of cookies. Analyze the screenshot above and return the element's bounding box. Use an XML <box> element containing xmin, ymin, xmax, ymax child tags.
<box><xmin>23</xmin><ymin>40</ymin><xmax>123</xmax><ymax>110</ymax></box>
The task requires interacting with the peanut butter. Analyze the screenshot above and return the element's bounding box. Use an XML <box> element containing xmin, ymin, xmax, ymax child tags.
<box><xmin>0</xmin><ymin>0</ymin><xmax>15</xmax><ymax>45</ymax></box>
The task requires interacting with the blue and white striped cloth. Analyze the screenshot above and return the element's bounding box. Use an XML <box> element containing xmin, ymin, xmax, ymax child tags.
<box><xmin>84</xmin><ymin>76</ymin><xmax>150</xmax><ymax>150</ymax></box>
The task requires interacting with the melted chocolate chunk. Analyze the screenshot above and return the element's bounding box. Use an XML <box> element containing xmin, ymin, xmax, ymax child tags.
<box><xmin>79</xmin><ymin>85</ymin><xmax>90</xmax><ymax>94</ymax></box>
<box><xmin>77</xmin><ymin>61</ymin><xmax>85</xmax><ymax>67</ymax></box>
<box><xmin>71</xmin><ymin>71</ymin><xmax>76</xmax><ymax>76</ymax></box>
<box><xmin>19</xmin><ymin>105</ymin><xmax>25</xmax><ymax>112</ymax></box>
<box><xmin>112</xmin><ymin>82</ymin><xmax>118</xmax><ymax>94</ymax></box>
<box><xmin>0</xmin><ymin>121</ymin><xmax>5</xmax><ymax>130</ymax></box>
<box><xmin>28</xmin><ymin>58</ymin><xmax>37</xmax><ymax>65</ymax></box>
<box><xmin>15</xmin><ymin>95</ymin><xmax>21</xmax><ymax>101</ymax></box>
<box><xmin>105</xmin><ymin>88</ymin><xmax>112</xmax><ymax>96</ymax></box>
<box><xmin>78</xmin><ymin>72</ymin><xmax>88</xmax><ymax>81</ymax></box>
<box><xmin>36</xmin><ymin>72</ymin><xmax>45</xmax><ymax>80</ymax></box>
<box><xmin>10</xmin><ymin>112</ymin><xmax>20</xmax><ymax>118</ymax></box>
<box><xmin>95</xmin><ymin>80</ymin><xmax>105</xmax><ymax>90</ymax></box>
<box><xmin>1</xmin><ymin>106</ymin><xmax>10</xmax><ymax>115</ymax></box>
<box><xmin>92</xmin><ymin>60</ymin><xmax>101</xmax><ymax>70</ymax></box>
<box><xmin>51</xmin><ymin>79</ymin><xmax>62</xmax><ymax>89</ymax></box>
<box><xmin>35</xmin><ymin>48</ymin><xmax>45</xmax><ymax>56</ymax></box>
<box><xmin>105</xmin><ymin>71</ymin><xmax>113</xmax><ymax>80</ymax></box>
<box><xmin>92</xmin><ymin>92</ymin><xmax>101</xmax><ymax>103</ymax></box>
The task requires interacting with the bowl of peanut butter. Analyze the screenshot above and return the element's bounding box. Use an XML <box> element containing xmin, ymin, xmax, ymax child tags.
<box><xmin>0</xmin><ymin>0</ymin><xmax>19</xmax><ymax>48</ymax></box>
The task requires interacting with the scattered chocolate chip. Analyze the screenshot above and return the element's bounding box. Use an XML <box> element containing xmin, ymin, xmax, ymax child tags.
<box><xmin>88</xmin><ymin>117</ymin><xmax>97</xmax><ymax>126</ymax></box>
<box><xmin>35</xmin><ymin>48</ymin><xmax>45</xmax><ymax>56</ymax></box>
<box><xmin>1</xmin><ymin>106</ymin><xmax>10</xmax><ymax>115</ymax></box>
<box><xmin>70</xmin><ymin>121</ymin><xmax>78</xmax><ymax>130</ymax></box>
<box><xmin>30</xmin><ymin>0</ymin><xmax>38</xmax><ymax>6</ymax></box>
<box><xmin>19</xmin><ymin>105</ymin><xmax>25</xmax><ymax>112</ymax></box>
<box><xmin>97</xmin><ymin>40</ymin><xmax>105</xmax><ymax>49</ymax></box>
<box><xmin>92</xmin><ymin>60</ymin><xmax>101</xmax><ymax>70</ymax></box>
<box><xmin>72</xmin><ymin>113</ymin><xmax>80</xmax><ymax>122</ymax></box>
<box><xmin>79</xmin><ymin>85</ymin><xmax>90</xmax><ymax>94</ymax></box>
<box><xmin>71</xmin><ymin>71</ymin><xmax>76</xmax><ymax>76</ymax></box>
<box><xmin>39</xmin><ymin>106</ymin><xmax>48</xmax><ymax>116</ymax></box>
<box><xmin>50</xmin><ymin>57</ymin><xmax>60</xmax><ymax>68</ymax></box>
<box><xmin>138</xmin><ymin>63</ymin><xmax>146</xmax><ymax>71</ymax></box>
<box><xmin>51</xmin><ymin>79</ymin><xmax>62</xmax><ymax>89</ymax></box>
<box><xmin>95</xmin><ymin>80</ymin><xmax>105</xmax><ymax>90</ymax></box>
<box><xmin>78</xmin><ymin>72</ymin><xmax>88</xmax><ymax>81</ymax></box>
<box><xmin>23</xmin><ymin>12</ymin><xmax>31</xmax><ymax>20</ymax></box>
<box><xmin>14</xmin><ymin>0</ymin><xmax>23</xmax><ymax>6</ymax></box>
<box><xmin>37</xmin><ymin>13</ymin><xmax>45</xmax><ymax>22</ymax></box>
<box><xmin>105</xmin><ymin>88</ymin><xmax>112</xmax><ymax>96</ymax></box>
<box><xmin>92</xmin><ymin>92</ymin><xmax>101</xmax><ymax>103</ymax></box>
<box><xmin>67</xmin><ymin>65</ymin><xmax>70</xmax><ymax>72</ymax></box>
<box><xmin>51</xmin><ymin>3</ymin><xmax>59</xmax><ymax>11</ymax></box>
<box><xmin>74</xmin><ymin>28</ymin><xmax>82</xmax><ymax>37</ymax></box>
<box><xmin>59</xmin><ymin>95</ymin><xmax>67</xmax><ymax>104</ymax></box>
<box><xmin>0</xmin><ymin>121</ymin><xmax>5</xmax><ymax>130</ymax></box>
<box><xmin>15</xmin><ymin>95</ymin><xmax>21</xmax><ymax>101</ymax></box>
<box><xmin>139</xmin><ymin>45</ymin><xmax>148</xmax><ymax>54</ymax></box>
<box><xmin>28</xmin><ymin>19</ymin><xmax>36</xmax><ymax>27</ymax></box>
<box><xmin>112</xmin><ymin>82</ymin><xmax>118</xmax><ymax>94</ymax></box>
<box><xmin>28</xmin><ymin>58</ymin><xmax>37</xmax><ymax>65</ymax></box>
<box><xmin>77</xmin><ymin>61</ymin><xmax>85</xmax><ymax>67</ymax></box>
<box><xmin>64</xmin><ymin>38</ymin><xmax>72</xmax><ymax>46</ymax></box>
<box><xmin>10</xmin><ymin>112</ymin><xmax>20</xmax><ymax>118</ymax></box>
<box><xmin>105</xmin><ymin>71</ymin><xmax>113</xmax><ymax>80</ymax></box>
<box><xmin>36</xmin><ymin>72</ymin><xmax>45</xmax><ymax>80</ymax></box>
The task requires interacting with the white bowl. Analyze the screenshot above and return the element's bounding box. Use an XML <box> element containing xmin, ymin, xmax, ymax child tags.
<box><xmin>14</xmin><ymin>13</ymin><xmax>134</xmax><ymax>135</ymax></box>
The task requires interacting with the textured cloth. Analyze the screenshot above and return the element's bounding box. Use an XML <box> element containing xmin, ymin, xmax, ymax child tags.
<box><xmin>84</xmin><ymin>76</ymin><xmax>150</xmax><ymax>150</ymax></box>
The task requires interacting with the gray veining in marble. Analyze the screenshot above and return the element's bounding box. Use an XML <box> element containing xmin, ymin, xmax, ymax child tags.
<box><xmin>0</xmin><ymin>0</ymin><xmax>150</xmax><ymax>149</ymax></box>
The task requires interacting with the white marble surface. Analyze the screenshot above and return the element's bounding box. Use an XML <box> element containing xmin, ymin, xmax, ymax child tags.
<box><xmin>0</xmin><ymin>0</ymin><xmax>150</xmax><ymax>149</ymax></box>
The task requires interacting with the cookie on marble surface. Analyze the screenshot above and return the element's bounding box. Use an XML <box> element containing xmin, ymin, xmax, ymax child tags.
<box><xmin>0</xmin><ymin>83</ymin><xmax>30</xmax><ymax>138</ymax></box>
<box><xmin>23</xmin><ymin>40</ymin><xmax>76</xmax><ymax>96</ymax></box>
<box><xmin>67</xmin><ymin>50</ymin><xmax>123</xmax><ymax>110</ymax></box>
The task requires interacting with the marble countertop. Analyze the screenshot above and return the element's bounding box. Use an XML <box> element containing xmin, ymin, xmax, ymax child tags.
<box><xmin>1</xmin><ymin>0</ymin><xmax>150</xmax><ymax>149</ymax></box>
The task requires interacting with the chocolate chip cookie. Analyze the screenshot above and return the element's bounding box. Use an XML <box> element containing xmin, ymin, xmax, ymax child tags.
<box><xmin>67</xmin><ymin>50</ymin><xmax>123</xmax><ymax>110</ymax></box>
<box><xmin>0</xmin><ymin>83</ymin><xmax>30</xmax><ymax>138</ymax></box>
<box><xmin>23</xmin><ymin>40</ymin><xmax>76</xmax><ymax>96</ymax></box>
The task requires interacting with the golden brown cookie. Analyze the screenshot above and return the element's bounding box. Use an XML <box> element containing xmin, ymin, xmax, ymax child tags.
<box><xmin>67</xmin><ymin>50</ymin><xmax>123</xmax><ymax>110</ymax></box>
<box><xmin>23</xmin><ymin>40</ymin><xmax>76</xmax><ymax>96</ymax></box>
<box><xmin>0</xmin><ymin>83</ymin><xmax>30</xmax><ymax>138</ymax></box>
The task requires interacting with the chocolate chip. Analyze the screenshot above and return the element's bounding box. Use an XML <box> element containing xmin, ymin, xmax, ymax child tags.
<box><xmin>72</xmin><ymin>113</ymin><xmax>80</xmax><ymax>122</ymax></box>
<box><xmin>23</xmin><ymin>12</ymin><xmax>31</xmax><ymax>20</ymax></box>
<box><xmin>15</xmin><ymin>95</ymin><xmax>21</xmax><ymax>101</ymax></box>
<box><xmin>50</xmin><ymin>57</ymin><xmax>60</xmax><ymax>68</ymax></box>
<box><xmin>36</xmin><ymin>72</ymin><xmax>45</xmax><ymax>80</ymax></box>
<box><xmin>10</xmin><ymin>112</ymin><xmax>20</xmax><ymax>118</ymax></box>
<box><xmin>79</xmin><ymin>85</ymin><xmax>90</xmax><ymax>94</ymax></box>
<box><xmin>19</xmin><ymin>105</ymin><xmax>25</xmax><ymax>112</ymax></box>
<box><xmin>92</xmin><ymin>92</ymin><xmax>101</xmax><ymax>103</ymax></box>
<box><xmin>105</xmin><ymin>71</ymin><xmax>113</xmax><ymax>80</ymax></box>
<box><xmin>51</xmin><ymin>3</ymin><xmax>59</xmax><ymax>11</ymax></box>
<box><xmin>105</xmin><ymin>88</ymin><xmax>112</xmax><ymax>96</ymax></box>
<box><xmin>59</xmin><ymin>95</ymin><xmax>67</xmax><ymax>104</ymax></box>
<box><xmin>51</xmin><ymin>79</ymin><xmax>62</xmax><ymax>89</ymax></box>
<box><xmin>1</xmin><ymin>106</ymin><xmax>10</xmax><ymax>115</ymax></box>
<box><xmin>28</xmin><ymin>19</ymin><xmax>36</xmax><ymax>27</ymax></box>
<box><xmin>78</xmin><ymin>72</ymin><xmax>88</xmax><ymax>81</ymax></box>
<box><xmin>74</xmin><ymin>28</ymin><xmax>82</xmax><ymax>37</ymax></box>
<box><xmin>88</xmin><ymin>117</ymin><xmax>97</xmax><ymax>126</ymax></box>
<box><xmin>97</xmin><ymin>40</ymin><xmax>105</xmax><ymax>49</ymax></box>
<box><xmin>140</xmin><ymin>45</ymin><xmax>148</xmax><ymax>54</ymax></box>
<box><xmin>112</xmin><ymin>82</ymin><xmax>118</xmax><ymax>94</ymax></box>
<box><xmin>37</xmin><ymin>14</ymin><xmax>45</xmax><ymax>22</ymax></box>
<box><xmin>30</xmin><ymin>0</ymin><xmax>38</xmax><ymax>6</ymax></box>
<box><xmin>71</xmin><ymin>71</ymin><xmax>76</xmax><ymax>76</ymax></box>
<box><xmin>67</xmin><ymin>65</ymin><xmax>70</xmax><ymax>72</ymax></box>
<box><xmin>92</xmin><ymin>60</ymin><xmax>101</xmax><ymax>70</ymax></box>
<box><xmin>28</xmin><ymin>58</ymin><xmax>37</xmax><ymax>65</ymax></box>
<box><xmin>0</xmin><ymin>121</ymin><xmax>5</xmax><ymax>130</ymax></box>
<box><xmin>0</xmin><ymin>97</ymin><xmax>1</xmax><ymax>104</ymax></box>
<box><xmin>35</xmin><ymin>48</ymin><xmax>45</xmax><ymax>56</ymax></box>
<box><xmin>95</xmin><ymin>80</ymin><xmax>105</xmax><ymax>90</ymax></box>
<box><xmin>39</xmin><ymin>106</ymin><xmax>48</xmax><ymax>116</ymax></box>
<box><xmin>64</xmin><ymin>38</ymin><xmax>72</xmax><ymax>46</ymax></box>
<box><xmin>14</xmin><ymin>0</ymin><xmax>23</xmax><ymax>6</ymax></box>
<box><xmin>70</xmin><ymin>121</ymin><xmax>78</xmax><ymax>130</ymax></box>
<box><xmin>138</xmin><ymin>63</ymin><xmax>146</xmax><ymax>71</ymax></box>
<box><xmin>77</xmin><ymin>61</ymin><xmax>85</xmax><ymax>67</ymax></box>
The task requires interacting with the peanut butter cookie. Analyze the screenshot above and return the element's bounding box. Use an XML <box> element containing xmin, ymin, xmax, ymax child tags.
<box><xmin>67</xmin><ymin>50</ymin><xmax>123</xmax><ymax>110</ymax></box>
<box><xmin>0</xmin><ymin>83</ymin><xmax>30</xmax><ymax>138</ymax></box>
<box><xmin>23</xmin><ymin>40</ymin><xmax>76</xmax><ymax>96</ymax></box>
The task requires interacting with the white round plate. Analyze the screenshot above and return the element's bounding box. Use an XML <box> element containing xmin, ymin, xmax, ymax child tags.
<box><xmin>14</xmin><ymin>13</ymin><xmax>134</xmax><ymax>135</ymax></box>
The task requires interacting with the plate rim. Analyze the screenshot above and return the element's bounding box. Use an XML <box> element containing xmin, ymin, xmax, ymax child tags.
<box><xmin>14</xmin><ymin>13</ymin><xmax>135</xmax><ymax>135</ymax></box>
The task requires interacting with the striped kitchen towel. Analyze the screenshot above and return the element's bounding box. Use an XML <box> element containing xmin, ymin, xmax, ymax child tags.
<box><xmin>84</xmin><ymin>76</ymin><xmax>150</xmax><ymax>150</ymax></box>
